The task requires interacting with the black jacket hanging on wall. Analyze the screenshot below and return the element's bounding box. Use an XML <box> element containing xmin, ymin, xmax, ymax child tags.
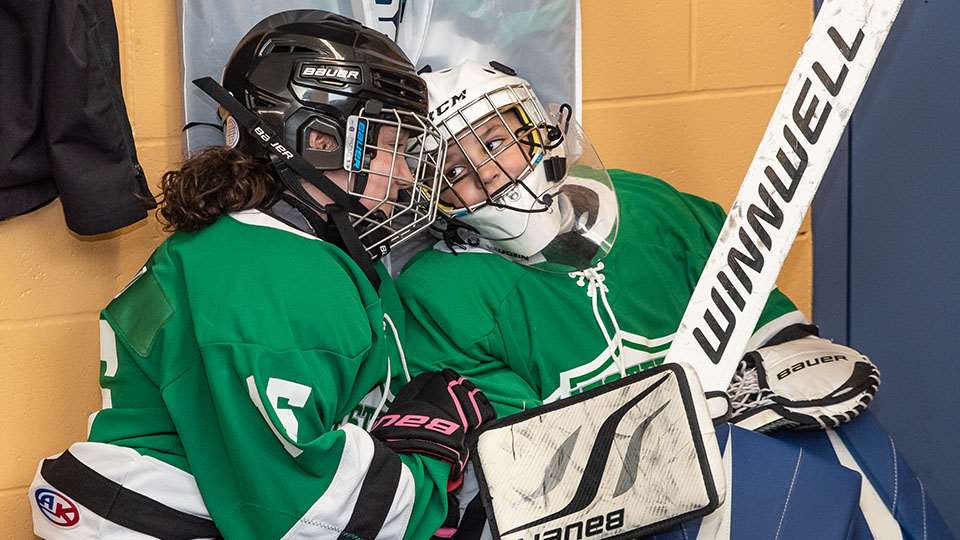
<box><xmin>0</xmin><ymin>0</ymin><xmax>155</xmax><ymax>235</ymax></box>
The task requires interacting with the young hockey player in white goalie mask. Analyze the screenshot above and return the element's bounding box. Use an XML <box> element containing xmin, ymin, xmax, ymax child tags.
<box><xmin>396</xmin><ymin>60</ymin><xmax>944</xmax><ymax>540</ymax></box>
<box><xmin>422</xmin><ymin>60</ymin><xmax>618</xmax><ymax>272</ymax></box>
<box><xmin>398</xmin><ymin>61</ymin><xmax>878</xmax><ymax>431</ymax></box>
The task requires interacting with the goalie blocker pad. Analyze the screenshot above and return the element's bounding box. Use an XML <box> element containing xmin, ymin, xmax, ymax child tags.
<box><xmin>469</xmin><ymin>363</ymin><xmax>724</xmax><ymax>540</ymax></box>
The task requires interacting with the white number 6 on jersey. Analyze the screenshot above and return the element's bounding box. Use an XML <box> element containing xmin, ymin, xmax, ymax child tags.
<box><xmin>246</xmin><ymin>376</ymin><xmax>312</xmax><ymax>458</ymax></box>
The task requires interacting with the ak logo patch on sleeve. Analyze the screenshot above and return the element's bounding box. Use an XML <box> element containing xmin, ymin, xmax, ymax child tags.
<box><xmin>35</xmin><ymin>488</ymin><xmax>81</xmax><ymax>528</ymax></box>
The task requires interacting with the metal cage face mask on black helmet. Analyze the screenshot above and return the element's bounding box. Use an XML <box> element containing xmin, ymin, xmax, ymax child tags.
<box><xmin>213</xmin><ymin>9</ymin><xmax>445</xmax><ymax>262</ymax></box>
<box><xmin>337</xmin><ymin>103</ymin><xmax>444</xmax><ymax>259</ymax></box>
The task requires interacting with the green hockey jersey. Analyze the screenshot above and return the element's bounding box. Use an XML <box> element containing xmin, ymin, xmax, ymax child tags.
<box><xmin>397</xmin><ymin>170</ymin><xmax>804</xmax><ymax>418</ymax></box>
<box><xmin>33</xmin><ymin>210</ymin><xmax>449</xmax><ymax>540</ymax></box>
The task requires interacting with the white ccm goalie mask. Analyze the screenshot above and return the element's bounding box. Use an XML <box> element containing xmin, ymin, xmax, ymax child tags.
<box><xmin>421</xmin><ymin>60</ymin><xmax>619</xmax><ymax>272</ymax></box>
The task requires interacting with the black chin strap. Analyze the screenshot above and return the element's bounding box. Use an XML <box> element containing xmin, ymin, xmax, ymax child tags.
<box><xmin>272</xmin><ymin>161</ymin><xmax>382</xmax><ymax>290</ymax></box>
<box><xmin>193</xmin><ymin>77</ymin><xmax>382</xmax><ymax>290</ymax></box>
<box><xmin>328</xmin><ymin>205</ymin><xmax>381</xmax><ymax>289</ymax></box>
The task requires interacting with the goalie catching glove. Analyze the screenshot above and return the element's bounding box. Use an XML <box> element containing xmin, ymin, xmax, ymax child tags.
<box><xmin>728</xmin><ymin>326</ymin><xmax>880</xmax><ymax>433</ymax></box>
<box><xmin>370</xmin><ymin>369</ymin><xmax>495</xmax><ymax>490</ymax></box>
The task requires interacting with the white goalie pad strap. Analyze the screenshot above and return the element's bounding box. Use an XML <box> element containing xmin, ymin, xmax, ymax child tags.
<box><xmin>470</xmin><ymin>363</ymin><xmax>724</xmax><ymax>540</ymax></box>
<box><xmin>729</xmin><ymin>336</ymin><xmax>880</xmax><ymax>433</ymax></box>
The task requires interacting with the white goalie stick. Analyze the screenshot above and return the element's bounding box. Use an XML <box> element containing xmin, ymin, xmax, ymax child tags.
<box><xmin>664</xmin><ymin>0</ymin><xmax>904</xmax><ymax>393</ymax></box>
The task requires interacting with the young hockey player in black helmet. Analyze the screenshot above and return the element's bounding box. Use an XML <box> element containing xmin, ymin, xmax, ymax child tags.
<box><xmin>28</xmin><ymin>12</ymin><xmax>493</xmax><ymax>539</ymax></box>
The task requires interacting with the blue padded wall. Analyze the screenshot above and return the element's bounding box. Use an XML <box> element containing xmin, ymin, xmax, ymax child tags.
<box><xmin>814</xmin><ymin>1</ymin><xmax>960</xmax><ymax>533</ymax></box>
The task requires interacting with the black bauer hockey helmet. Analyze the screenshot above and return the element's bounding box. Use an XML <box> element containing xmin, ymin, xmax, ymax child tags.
<box><xmin>221</xmin><ymin>9</ymin><xmax>429</xmax><ymax>169</ymax></box>
<box><xmin>197</xmin><ymin>9</ymin><xmax>446</xmax><ymax>287</ymax></box>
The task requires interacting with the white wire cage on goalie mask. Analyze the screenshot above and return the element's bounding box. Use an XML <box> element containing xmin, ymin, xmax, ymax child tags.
<box><xmin>421</xmin><ymin>60</ymin><xmax>619</xmax><ymax>272</ymax></box>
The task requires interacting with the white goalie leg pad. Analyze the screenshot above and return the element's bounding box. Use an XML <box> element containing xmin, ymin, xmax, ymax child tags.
<box><xmin>470</xmin><ymin>363</ymin><xmax>724</xmax><ymax>540</ymax></box>
<box><xmin>728</xmin><ymin>335</ymin><xmax>880</xmax><ymax>433</ymax></box>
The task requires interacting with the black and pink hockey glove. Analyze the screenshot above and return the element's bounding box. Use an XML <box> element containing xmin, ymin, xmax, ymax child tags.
<box><xmin>370</xmin><ymin>369</ymin><xmax>495</xmax><ymax>490</ymax></box>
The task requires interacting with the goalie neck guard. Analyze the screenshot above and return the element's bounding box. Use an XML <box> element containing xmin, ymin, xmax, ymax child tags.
<box><xmin>422</xmin><ymin>60</ymin><xmax>619</xmax><ymax>273</ymax></box>
<box><xmin>201</xmin><ymin>10</ymin><xmax>445</xmax><ymax>272</ymax></box>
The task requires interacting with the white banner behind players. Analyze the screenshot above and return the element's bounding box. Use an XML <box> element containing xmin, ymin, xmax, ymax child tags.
<box><xmin>178</xmin><ymin>0</ymin><xmax>580</xmax><ymax>151</ymax></box>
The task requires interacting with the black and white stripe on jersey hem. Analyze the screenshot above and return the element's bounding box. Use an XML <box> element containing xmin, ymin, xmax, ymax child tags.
<box><xmin>337</xmin><ymin>438</ymin><xmax>404</xmax><ymax>539</ymax></box>
<box><xmin>40</xmin><ymin>450</ymin><xmax>222</xmax><ymax>539</ymax></box>
<box><xmin>284</xmin><ymin>424</ymin><xmax>417</xmax><ymax>539</ymax></box>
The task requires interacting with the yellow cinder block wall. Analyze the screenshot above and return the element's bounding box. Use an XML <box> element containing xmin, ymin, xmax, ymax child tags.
<box><xmin>581</xmin><ymin>1</ymin><xmax>813</xmax><ymax>310</ymax></box>
<box><xmin>0</xmin><ymin>2</ymin><xmax>812</xmax><ymax>536</ymax></box>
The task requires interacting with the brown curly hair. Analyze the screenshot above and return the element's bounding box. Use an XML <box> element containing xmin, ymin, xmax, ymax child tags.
<box><xmin>157</xmin><ymin>147</ymin><xmax>280</xmax><ymax>232</ymax></box>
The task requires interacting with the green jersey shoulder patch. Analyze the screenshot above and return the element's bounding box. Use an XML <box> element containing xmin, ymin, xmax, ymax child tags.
<box><xmin>104</xmin><ymin>267</ymin><xmax>173</xmax><ymax>358</ymax></box>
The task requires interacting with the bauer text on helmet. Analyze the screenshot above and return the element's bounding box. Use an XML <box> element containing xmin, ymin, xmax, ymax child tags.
<box><xmin>206</xmin><ymin>10</ymin><xmax>447</xmax><ymax>261</ymax></box>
